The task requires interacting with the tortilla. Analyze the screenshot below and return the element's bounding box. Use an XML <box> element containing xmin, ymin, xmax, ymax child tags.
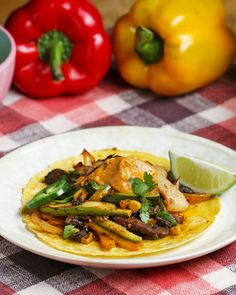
<box><xmin>21</xmin><ymin>149</ymin><xmax>220</xmax><ymax>257</ymax></box>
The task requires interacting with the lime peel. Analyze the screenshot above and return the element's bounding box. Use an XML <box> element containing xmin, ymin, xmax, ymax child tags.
<box><xmin>169</xmin><ymin>151</ymin><xmax>236</xmax><ymax>195</ymax></box>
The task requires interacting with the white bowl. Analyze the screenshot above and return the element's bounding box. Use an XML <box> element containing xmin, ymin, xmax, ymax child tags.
<box><xmin>0</xmin><ymin>26</ymin><xmax>16</xmax><ymax>101</ymax></box>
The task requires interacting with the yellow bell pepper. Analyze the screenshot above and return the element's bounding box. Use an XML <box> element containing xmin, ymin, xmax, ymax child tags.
<box><xmin>112</xmin><ymin>0</ymin><xmax>236</xmax><ymax>96</ymax></box>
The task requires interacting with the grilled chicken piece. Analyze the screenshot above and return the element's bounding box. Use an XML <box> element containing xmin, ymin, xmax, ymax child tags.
<box><xmin>88</xmin><ymin>157</ymin><xmax>157</xmax><ymax>193</ymax></box>
<box><xmin>156</xmin><ymin>166</ymin><xmax>189</xmax><ymax>212</ymax></box>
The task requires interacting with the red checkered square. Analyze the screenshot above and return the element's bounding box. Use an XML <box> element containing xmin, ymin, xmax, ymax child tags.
<box><xmin>222</xmin><ymin>97</ymin><xmax>236</xmax><ymax>113</ymax></box>
<box><xmin>193</xmin><ymin>124</ymin><xmax>236</xmax><ymax>149</ymax></box>
<box><xmin>65</xmin><ymin>103</ymin><xmax>107</xmax><ymax>126</ymax></box>
<box><xmin>220</xmin><ymin>117</ymin><xmax>236</xmax><ymax>134</ymax></box>
<box><xmin>36</xmin><ymin>86</ymin><xmax>116</xmax><ymax>115</ymax></box>
<box><xmin>208</xmin><ymin>243</ymin><xmax>236</xmax><ymax>266</ymax></box>
<box><xmin>142</xmin><ymin>266</ymin><xmax>196</xmax><ymax>289</ymax></box>
<box><xmin>182</xmin><ymin>256</ymin><xmax>223</xmax><ymax>276</ymax></box>
<box><xmin>0</xmin><ymin>107</ymin><xmax>35</xmax><ymax>134</ymax></box>
<box><xmin>103</xmin><ymin>270</ymin><xmax>163</xmax><ymax>294</ymax></box>
<box><xmin>82</xmin><ymin>115</ymin><xmax>125</xmax><ymax>128</ymax></box>
<box><xmin>200</xmin><ymin>79</ymin><xmax>236</xmax><ymax>104</ymax></box>
<box><xmin>33</xmin><ymin>95</ymin><xmax>89</xmax><ymax>114</ymax></box>
<box><xmin>10</xmin><ymin>97</ymin><xmax>55</xmax><ymax>121</ymax></box>
<box><xmin>169</xmin><ymin>278</ymin><xmax>219</xmax><ymax>295</ymax></box>
<box><xmin>0</xmin><ymin>283</ymin><xmax>16</xmax><ymax>295</ymax></box>
<box><xmin>66</xmin><ymin>279</ymin><xmax>124</xmax><ymax>295</ymax></box>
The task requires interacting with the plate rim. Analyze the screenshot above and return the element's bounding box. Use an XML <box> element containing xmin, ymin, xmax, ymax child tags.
<box><xmin>1</xmin><ymin>126</ymin><xmax>236</xmax><ymax>162</ymax></box>
<box><xmin>0</xmin><ymin>126</ymin><xmax>235</xmax><ymax>268</ymax></box>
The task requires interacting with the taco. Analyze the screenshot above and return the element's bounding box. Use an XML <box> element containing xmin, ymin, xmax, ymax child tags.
<box><xmin>21</xmin><ymin>149</ymin><xmax>220</xmax><ymax>257</ymax></box>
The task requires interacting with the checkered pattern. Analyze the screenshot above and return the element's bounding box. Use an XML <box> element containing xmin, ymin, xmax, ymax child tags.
<box><xmin>0</xmin><ymin>73</ymin><xmax>236</xmax><ymax>295</ymax></box>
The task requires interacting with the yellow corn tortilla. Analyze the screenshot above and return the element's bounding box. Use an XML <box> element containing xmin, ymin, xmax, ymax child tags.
<box><xmin>21</xmin><ymin>149</ymin><xmax>220</xmax><ymax>257</ymax></box>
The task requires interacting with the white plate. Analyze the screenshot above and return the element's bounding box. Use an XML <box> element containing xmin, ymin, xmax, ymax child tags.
<box><xmin>0</xmin><ymin>126</ymin><xmax>235</xmax><ymax>269</ymax></box>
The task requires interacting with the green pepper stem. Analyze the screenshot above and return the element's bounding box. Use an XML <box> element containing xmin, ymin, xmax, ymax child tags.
<box><xmin>50</xmin><ymin>39</ymin><xmax>64</xmax><ymax>81</ymax></box>
<box><xmin>135</xmin><ymin>26</ymin><xmax>164</xmax><ymax>65</ymax></box>
<box><xmin>38</xmin><ymin>30</ymin><xmax>73</xmax><ymax>82</ymax></box>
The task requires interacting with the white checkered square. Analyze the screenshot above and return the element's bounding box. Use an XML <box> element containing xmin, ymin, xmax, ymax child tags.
<box><xmin>3</xmin><ymin>90</ymin><xmax>22</xmax><ymax>106</ymax></box>
<box><xmin>202</xmin><ymin>268</ymin><xmax>236</xmax><ymax>290</ymax></box>
<box><xmin>41</xmin><ymin>115</ymin><xmax>77</xmax><ymax>134</ymax></box>
<box><xmin>158</xmin><ymin>292</ymin><xmax>172</xmax><ymax>295</ymax></box>
<box><xmin>160</xmin><ymin>125</ymin><xmax>180</xmax><ymax>133</ymax></box>
<box><xmin>0</xmin><ymin>253</ymin><xmax>6</xmax><ymax>259</ymax></box>
<box><xmin>96</xmin><ymin>95</ymin><xmax>131</xmax><ymax>115</ymax></box>
<box><xmin>19</xmin><ymin>282</ymin><xmax>63</xmax><ymax>295</ymax></box>
<box><xmin>0</xmin><ymin>135</ymin><xmax>19</xmax><ymax>152</ymax></box>
<box><xmin>199</xmin><ymin>105</ymin><xmax>235</xmax><ymax>124</ymax></box>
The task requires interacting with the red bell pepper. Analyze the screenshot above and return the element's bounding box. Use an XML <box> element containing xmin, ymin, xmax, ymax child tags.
<box><xmin>5</xmin><ymin>0</ymin><xmax>111</xmax><ymax>97</ymax></box>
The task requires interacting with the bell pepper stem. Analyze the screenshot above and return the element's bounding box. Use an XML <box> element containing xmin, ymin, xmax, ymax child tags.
<box><xmin>50</xmin><ymin>39</ymin><xmax>64</xmax><ymax>81</ymax></box>
<box><xmin>135</xmin><ymin>26</ymin><xmax>164</xmax><ymax>65</ymax></box>
<box><xmin>38</xmin><ymin>30</ymin><xmax>73</xmax><ymax>82</ymax></box>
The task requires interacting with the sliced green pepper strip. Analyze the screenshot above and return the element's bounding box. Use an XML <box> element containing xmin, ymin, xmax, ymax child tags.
<box><xmin>158</xmin><ymin>196</ymin><xmax>167</xmax><ymax>211</ymax></box>
<box><xmin>54</xmin><ymin>195</ymin><xmax>73</xmax><ymax>204</ymax></box>
<box><xmin>156</xmin><ymin>211</ymin><xmax>177</xmax><ymax>226</ymax></box>
<box><xmin>26</xmin><ymin>179</ymin><xmax>71</xmax><ymax>210</ymax></box>
<box><xmin>54</xmin><ymin>187</ymin><xmax>77</xmax><ymax>203</ymax></box>
<box><xmin>102</xmin><ymin>193</ymin><xmax>159</xmax><ymax>205</ymax></box>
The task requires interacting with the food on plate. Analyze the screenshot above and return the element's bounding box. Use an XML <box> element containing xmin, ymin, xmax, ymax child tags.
<box><xmin>5</xmin><ymin>0</ymin><xmax>111</xmax><ymax>98</ymax></box>
<box><xmin>21</xmin><ymin>149</ymin><xmax>221</xmax><ymax>257</ymax></box>
<box><xmin>112</xmin><ymin>0</ymin><xmax>236</xmax><ymax>96</ymax></box>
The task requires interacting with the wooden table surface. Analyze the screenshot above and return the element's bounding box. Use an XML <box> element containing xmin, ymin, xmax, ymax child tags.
<box><xmin>0</xmin><ymin>0</ymin><xmax>235</xmax><ymax>30</ymax></box>
<box><xmin>0</xmin><ymin>0</ymin><xmax>235</xmax><ymax>77</ymax></box>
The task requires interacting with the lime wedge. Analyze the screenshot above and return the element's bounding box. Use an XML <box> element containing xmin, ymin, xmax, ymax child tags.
<box><xmin>169</xmin><ymin>151</ymin><xmax>236</xmax><ymax>195</ymax></box>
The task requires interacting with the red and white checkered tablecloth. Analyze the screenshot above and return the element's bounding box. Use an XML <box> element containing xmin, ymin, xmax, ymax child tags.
<box><xmin>0</xmin><ymin>71</ymin><xmax>236</xmax><ymax>295</ymax></box>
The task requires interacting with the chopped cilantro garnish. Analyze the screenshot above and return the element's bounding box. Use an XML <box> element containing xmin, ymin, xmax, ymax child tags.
<box><xmin>139</xmin><ymin>196</ymin><xmax>150</xmax><ymax>223</ymax></box>
<box><xmin>131</xmin><ymin>178</ymin><xmax>149</xmax><ymax>197</ymax></box>
<box><xmin>131</xmin><ymin>172</ymin><xmax>157</xmax><ymax>223</ymax></box>
<box><xmin>131</xmin><ymin>172</ymin><xmax>156</xmax><ymax>197</ymax></box>
<box><xmin>144</xmin><ymin>172</ymin><xmax>155</xmax><ymax>191</ymax></box>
